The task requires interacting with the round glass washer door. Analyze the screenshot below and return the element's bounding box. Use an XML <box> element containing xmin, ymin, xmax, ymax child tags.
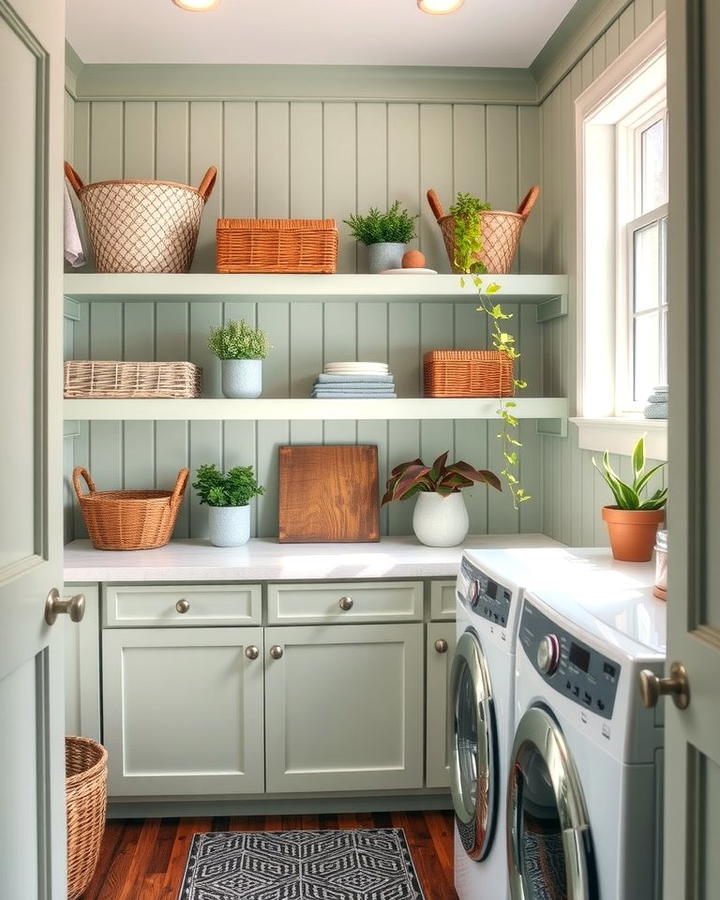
<box><xmin>507</xmin><ymin>705</ymin><xmax>598</xmax><ymax>900</ymax></box>
<box><xmin>449</xmin><ymin>629</ymin><xmax>498</xmax><ymax>861</ymax></box>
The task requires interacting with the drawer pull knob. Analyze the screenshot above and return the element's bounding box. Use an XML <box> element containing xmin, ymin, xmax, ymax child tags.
<box><xmin>270</xmin><ymin>645</ymin><xmax>284</xmax><ymax>660</ymax></box>
<box><xmin>245</xmin><ymin>645</ymin><xmax>259</xmax><ymax>660</ymax></box>
<box><xmin>338</xmin><ymin>596</ymin><xmax>354</xmax><ymax>611</ymax></box>
<box><xmin>434</xmin><ymin>638</ymin><xmax>449</xmax><ymax>654</ymax></box>
<box><xmin>176</xmin><ymin>599</ymin><xmax>190</xmax><ymax>614</ymax></box>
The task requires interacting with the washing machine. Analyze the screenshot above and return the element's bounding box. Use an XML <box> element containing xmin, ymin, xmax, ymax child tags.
<box><xmin>507</xmin><ymin>584</ymin><xmax>666</xmax><ymax>900</ymax></box>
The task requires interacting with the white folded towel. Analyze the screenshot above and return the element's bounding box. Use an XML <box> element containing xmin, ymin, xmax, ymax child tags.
<box><xmin>64</xmin><ymin>181</ymin><xmax>86</xmax><ymax>268</ymax></box>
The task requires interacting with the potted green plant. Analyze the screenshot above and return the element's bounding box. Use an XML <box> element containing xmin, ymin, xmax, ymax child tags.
<box><xmin>382</xmin><ymin>452</ymin><xmax>501</xmax><ymax>547</ymax></box>
<box><xmin>344</xmin><ymin>201</ymin><xmax>417</xmax><ymax>273</ymax></box>
<box><xmin>592</xmin><ymin>437</ymin><xmax>667</xmax><ymax>562</ymax></box>
<box><xmin>193</xmin><ymin>464</ymin><xmax>265</xmax><ymax>547</ymax></box>
<box><xmin>208</xmin><ymin>319</ymin><xmax>271</xmax><ymax>399</ymax></box>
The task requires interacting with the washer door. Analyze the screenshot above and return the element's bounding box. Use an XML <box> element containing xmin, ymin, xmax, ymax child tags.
<box><xmin>507</xmin><ymin>706</ymin><xmax>598</xmax><ymax>900</ymax></box>
<box><xmin>449</xmin><ymin>629</ymin><xmax>498</xmax><ymax>861</ymax></box>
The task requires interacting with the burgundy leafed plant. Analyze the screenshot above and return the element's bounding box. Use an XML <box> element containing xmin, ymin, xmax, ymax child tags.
<box><xmin>381</xmin><ymin>451</ymin><xmax>501</xmax><ymax>505</ymax></box>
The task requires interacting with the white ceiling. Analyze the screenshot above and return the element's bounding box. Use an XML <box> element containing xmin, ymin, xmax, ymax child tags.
<box><xmin>66</xmin><ymin>0</ymin><xmax>578</xmax><ymax>67</ymax></box>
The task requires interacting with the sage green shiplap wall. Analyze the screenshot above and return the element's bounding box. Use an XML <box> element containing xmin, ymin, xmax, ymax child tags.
<box><xmin>64</xmin><ymin>88</ymin><xmax>545</xmax><ymax>541</ymax></box>
<box><xmin>538</xmin><ymin>0</ymin><xmax>667</xmax><ymax>545</ymax></box>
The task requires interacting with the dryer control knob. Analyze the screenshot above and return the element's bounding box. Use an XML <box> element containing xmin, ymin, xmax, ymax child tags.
<box><xmin>537</xmin><ymin>634</ymin><xmax>561</xmax><ymax>676</ymax></box>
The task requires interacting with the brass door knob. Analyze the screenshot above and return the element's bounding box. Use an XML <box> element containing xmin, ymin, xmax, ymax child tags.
<box><xmin>245</xmin><ymin>645</ymin><xmax>259</xmax><ymax>660</ymax></box>
<box><xmin>45</xmin><ymin>589</ymin><xmax>85</xmax><ymax>626</ymax></box>
<box><xmin>175</xmin><ymin>599</ymin><xmax>190</xmax><ymax>614</ymax></box>
<box><xmin>338</xmin><ymin>596</ymin><xmax>354</xmax><ymax>611</ymax></box>
<box><xmin>270</xmin><ymin>645</ymin><xmax>284</xmax><ymax>660</ymax></box>
<box><xmin>434</xmin><ymin>638</ymin><xmax>449</xmax><ymax>654</ymax></box>
<box><xmin>639</xmin><ymin>662</ymin><xmax>690</xmax><ymax>710</ymax></box>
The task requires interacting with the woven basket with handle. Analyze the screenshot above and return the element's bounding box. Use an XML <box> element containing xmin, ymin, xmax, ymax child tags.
<box><xmin>66</xmin><ymin>736</ymin><xmax>107</xmax><ymax>900</ymax></box>
<box><xmin>64</xmin><ymin>162</ymin><xmax>217</xmax><ymax>273</ymax></box>
<box><xmin>216</xmin><ymin>218</ymin><xmax>338</xmax><ymax>273</ymax></box>
<box><xmin>427</xmin><ymin>186</ymin><xmax>539</xmax><ymax>274</ymax></box>
<box><xmin>423</xmin><ymin>349</ymin><xmax>514</xmax><ymax>397</ymax></box>
<box><xmin>73</xmin><ymin>466</ymin><xmax>189</xmax><ymax>550</ymax></box>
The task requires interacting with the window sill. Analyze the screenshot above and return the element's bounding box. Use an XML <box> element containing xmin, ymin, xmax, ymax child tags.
<box><xmin>570</xmin><ymin>417</ymin><xmax>667</xmax><ymax>461</ymax></box>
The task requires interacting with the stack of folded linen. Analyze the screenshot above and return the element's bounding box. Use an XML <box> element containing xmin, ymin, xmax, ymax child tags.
<box><xmin>311</xmin><ymin>362</ymin><xmax>396</xmax><ymax>398</ymax></box>
<box><xmin>644</xmin><ymin>384</ymin><xmax>668</xmax><ymax>419</ymax></box>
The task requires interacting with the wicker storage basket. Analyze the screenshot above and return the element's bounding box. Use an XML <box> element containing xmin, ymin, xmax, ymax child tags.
<box><xmin>73</xmin><ymin>466</ymin><xmax>189</xmax><ymax>550</ymax></box>
<box><xmin>427</xmin><ymin>187</ymin><xmax>539</xmax><ymax>274</ymax></box>
<box><xmin>64</xmin><ymin>162</ymin><xmax>217</xmax><ymax>273</ymax></box>
<box><xmin>216</xmin><ymin>218</ymin><xmax>338</xmax><ymax>273</ymax></box>
<box><xmin>66</xmin><ymin>736</ymin><xmax>107</xmax><ymax>900</ymax></box>
<box><xmin>424</xmin><ymin>349</ymin><xmax>514</xmax><ymax>397</ymax></box>
<box><xmin>64</xmin><ymin>360</ymin><xmax>202</xmax><ymax>399</ymax></box>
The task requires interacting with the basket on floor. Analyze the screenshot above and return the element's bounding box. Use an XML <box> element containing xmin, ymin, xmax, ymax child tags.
<box><xmin>216</xmin><ymin>218</ymin><xmax>338</xmax><ymax>273</ymax></box>
<box><xmin>66</xmin><ymin>736</ymin><xmax>107</xmax><ymax>900</ymax></box>
<box><xmin>73</xmin><ymin>466</ymin><xmax>189</xmax><ymax>550</ymax></box>
<box><xmin>64</xmin><ymin>360</ymin><xmax>202</xmax><ymax>399</ymax></box>
<box><xmin>423</xmin><ymin>349</ymin><xmax>514</xmax><ymax>397</ymax></box>
<box><xmin>64</xmin><ymin>162</ymin><xmax>217</xmax><ymax>273</ymax></box>
<box><xmin>427</xmin><ymin>186</ymin><xmax>539</xmax><ymax>274</ymax></box>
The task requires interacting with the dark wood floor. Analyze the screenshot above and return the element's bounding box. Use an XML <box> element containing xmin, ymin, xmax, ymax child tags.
<box><xmin>82</xmin><ymin>811</ymin><xmax>458</xmax><ymax>899</ymax></box>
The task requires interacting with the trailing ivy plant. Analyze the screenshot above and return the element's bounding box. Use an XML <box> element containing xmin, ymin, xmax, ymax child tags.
<box><xmin>452</xmin><ymin>192</ymin><xmax>530</xmax><ymax>508</ymax></box>
<box><xmin>344</xmin><ymin>201</ymin><xmax>417</xmax><ymax>246</ymax></box>
<box><xmin>193</xmin><ymin>464</ymin><xmax>265</xmax><ymax>508</ymax></box>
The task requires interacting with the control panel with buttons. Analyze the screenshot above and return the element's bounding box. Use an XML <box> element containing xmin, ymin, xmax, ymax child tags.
<box><xmin>518</xmin><ymin>600</ymin><xmax>621</xmax><ymax>720</ymax></box>
<box><xmin>458</xmin><ymin>556</ymin><xmax>513</xmax><ymax>629</ymax></box>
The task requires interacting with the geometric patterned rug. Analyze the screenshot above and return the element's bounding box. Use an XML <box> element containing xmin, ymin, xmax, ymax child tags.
<box><xmin>178</xmin><ymin>829</ymin><xmax>425</xmax><ymax>900</ymax></box>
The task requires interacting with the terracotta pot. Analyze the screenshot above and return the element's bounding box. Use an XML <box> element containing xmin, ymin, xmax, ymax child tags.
<box><xmin>601</xmin><ymin>506</ymin><xmax>665</xmax><ymax>562</ymax></box>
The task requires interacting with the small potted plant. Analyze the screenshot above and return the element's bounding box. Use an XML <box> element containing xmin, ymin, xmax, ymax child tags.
<box><xmin>593</xmin><ymin>437</ymin><xmax>667</xmax><ymax>562</ymax></box>
<box><xmin>382</xmin><ymin>452</ymin><xmax>501</xmax><ymax>547</ymax></box>
<box><xmin>344</xmin><ymin>201</ymin><xmax>417</xmax><ymax>273</ymax></box>
<box><xmin>193</xmin><ymin>464</ymin><xmax>265</xmax><ymax>547</ymax></box>
<box><xmin>208</xmin><ymin>319</ymin><xmax>271</xmax><ymax>399</ymax></box>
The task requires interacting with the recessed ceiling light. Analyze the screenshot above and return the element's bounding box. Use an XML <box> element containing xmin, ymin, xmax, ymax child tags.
<box><xmin>172</xmin><ymin>0</ymin><xmax>221</xmax><ymax>11</ymax></box>
<box><xmin>417</xmin><ymin>0</ymin><xmax>464</xmax><ymax>13</ymax></box>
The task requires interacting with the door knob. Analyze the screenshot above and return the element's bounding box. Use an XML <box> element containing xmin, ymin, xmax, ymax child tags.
<box><xmin>338</xmin><ymin>596</ymin><xmax>354</xmax><ymax>611</ymax></box>
<box><xmin>639</xmin><ymin>662</ymin><xmax>690</xmax><ymax>710</ymax></box>
<box><xmin>434</xmin><ymin>638</ymin><xmax>449</xmax><ymax>653</ymax></box>
<box><xmin>245</xmin><ymin>645</ymin><xmax>259</xmax><ymax>660</ymax></box>
<box><xmin>175</xmin><ymin>598</ymin><xmax>190</xmax><ymax>614</ymax></box>
<box><xmin>45</xmin><ymin>589</ymin><xmax>85</xmax><ymax>626</ymax></box>
<box><xmin>270</xmin><ymin>645</ymin><xmax>284</xmax><ymax>659</ymax></box>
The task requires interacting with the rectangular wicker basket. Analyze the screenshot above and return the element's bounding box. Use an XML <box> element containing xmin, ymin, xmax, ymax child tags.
<box><xmin>423</xmin><ymin>349</ymin><xmax>514</xmax><ymax>397</ymax></box>
<box><xmin>64</xmin><ymin>360</ymin><xmax>202</xmax><ymax>399</ymax></box>
<box><xmin>216</xmin><ymin>218</ymin><xmax>338</xmax><ymax>273</ymax></box>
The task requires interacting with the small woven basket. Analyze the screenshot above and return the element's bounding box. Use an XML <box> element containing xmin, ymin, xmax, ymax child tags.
<box><xmin>64</xmin><ymin>162</ymin><xmax>217</xmax><ymax>273</ymax></box>
<box><xmin>424</xmin><ymin>349</ymin><xmax>514</xmax><ymax>397</ymax></box>
<box><xmin>66</xmin><ymin>736</ymin><xmax>107</xmax><ymax>900</ymax></box>
<box><xmin>427</xmin><ymin>187</ymin><xmax>539</xmax><ymax>274</ymax></box>
<box><xmin>64</xmin><ymin>360</ymin><xmax>202</xmax><ymax>399</ymax></box>
<box><xmin>73</xmin><ymin>466</ymin><xmax>189</xmax><ymax>550</ymax></box>
<box><xmin>216</xmin><ymin>218</ymin><xmax>338</xmax><ymax>273</ymax></box>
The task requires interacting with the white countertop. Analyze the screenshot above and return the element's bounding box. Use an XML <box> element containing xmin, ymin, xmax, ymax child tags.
<box><xmin>64</xmin><ymin>534</ymin><xmax>564</xmax><ymax>583</ymax></box>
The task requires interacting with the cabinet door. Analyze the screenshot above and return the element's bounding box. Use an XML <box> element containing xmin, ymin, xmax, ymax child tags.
<box><xmin>265</xmin><ymin>623</ymin><xmax>424</xmax><ymax>793</ymax></box>
<box><xmin>426</xmin><ymin>622</ymin><xmax>456</xmax><ymax>788</ymax></box>
<box><xmin>102</xmin><ymin>627</ymin><xmax>264</xmax><ymax>796</ymax></box>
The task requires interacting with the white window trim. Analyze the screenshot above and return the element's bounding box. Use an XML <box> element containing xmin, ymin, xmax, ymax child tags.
<box><xmin>574</xmin><ymin>13</ymin><xmax>667</xmax><ymax>459</ymax></box>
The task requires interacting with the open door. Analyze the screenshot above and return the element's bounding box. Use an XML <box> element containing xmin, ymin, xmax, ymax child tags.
<box><xmin>660</xmin><ymin>1</ymin><xmax>720</xmax><ymax>896</ymax></box>
<box><xmin>0</xmin><ymin>0</ymin><xmax>67</xmax><ymax>896</ymax></box>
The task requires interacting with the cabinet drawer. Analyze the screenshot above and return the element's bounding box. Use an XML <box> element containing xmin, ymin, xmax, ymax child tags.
<box><xmin>430</xmin><ymin>580</ymin><xmax>457</xmax><ymax>621</ymax></box>
<box><xmin>103</xmin><ymin>584</ymin><xmax>262</xmax><ymax>627</ymax></box>
<box><xmin>267</xmin><ymin>581</ymin><xmax>423</xmax><ymax>624</ymax></box>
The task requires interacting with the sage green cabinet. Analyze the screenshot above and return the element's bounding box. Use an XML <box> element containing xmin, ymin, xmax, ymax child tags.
<box><xmin>102</xmin><ymin>627</ymin><xmax>264</xmax><ymax>797</ymax></box>
<box><xmin>426</xmin><ymin>621</ymin><xmax>456</xmax><ymax>789</ymax></box>
<box><xmin>264</xmin><ymin>623</ymin><xmax>424</xmax><ymax>793</ymax></box>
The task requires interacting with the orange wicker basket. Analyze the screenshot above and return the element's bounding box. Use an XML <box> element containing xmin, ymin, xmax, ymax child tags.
<box><xmin>216</xmin><ymin>218</ymin><xmax>338</xmax><ymax>273</ymax></box>
<box><xmin>424</xmin><ymin>349</ymin><xmax>514</xmax><ymax>397</ymax></box>
<box><xmin>427</xmin><ymin>187</ymin><xmax>539</xmax><ymax>274</ymax></box>
<box><xmin>73</xmin><ymin>466</ymin><xmax>189</xmax><ymax>550</ymax></box>
<box><xmin>66</xmin><ymin>736</ymin><xmax>107</xmax><ymax>900</ymax></box>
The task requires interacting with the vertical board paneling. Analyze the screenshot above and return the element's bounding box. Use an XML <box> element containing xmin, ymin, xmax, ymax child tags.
<box><xmin>123</xmin><ymin>103</ymin><xmax>155</xmax><ymax>178</ymax></box>
<box><xmin>155</xmin><ymin>102</ymin><xmax>189</xmax><ymax>183</ymax></box>
<box><xmin>257</xmin><ymin>102</ymin><xmax>290</xmax><ymax>217</ymax></box>
<box><xmin>323</xmin><ymin>103</ymin><xmax>357</xmax><ymax>273</ymax></box>
<box><xmin>387</xmin><ymin>104</ymin><xmax>420</xmax><ymax>262</ymax></box>
<box><xmin>356</xmin><ymin>103</ymin><xmax>388</xmax><ymax>273</ymax></box>
<box><xmin>517</xmin><ymin>106</ymin><xmax>542</xmax><ymax>273</ymax></box>
<box><xmin>290</xmin><ymin>103</ymin><xmax>323</xmax><ymax>218</ymax></box>
<box><xmin>89</xmin><ymin>102</ymin><xmax>123</xmax><ymax>181</ymax></box>
<box><xmin>64</xmin><ymin>92</ymin><xmax>75</xmax><ymax>162</ymax></box>
<box><xmin>290</xmin><ymin>302</ymin><xmax>323</xmax><ymax>398</ymax></box>
<box><xmin>122</xmin><ymin>302</ymin><xmax>155</xmax><ymax>489</ymax></box>
<box><xmin>419</xmin><ymin>105</ymin><xmax>453</xmax><ymax>272</ymax></box>
<box><xmin>189</xmin><ymin>102</ymin><xmax>223</xmax><ymax>271</ymax></box>
<box><xmin>223</xmin><ymin>102</ymin><xmax>256</xmax><ymax>217</ymax></box>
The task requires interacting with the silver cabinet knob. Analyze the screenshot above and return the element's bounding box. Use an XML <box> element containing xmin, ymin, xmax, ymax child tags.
<box><xmin>639</xmin><ymin>662</ymin><xmax>690</xmax><ymax>710</ymax></box>
<box><xmin>338</xmin><ymin>595</ymin><xmax>354</xmax><ymax>611</ymax></box>
<box><xmin>434</xmin><ymin>638</ymin><xmax>449</xmax><ymax>654</ymax></box>
<box><xmin>45</xmin><ymin>589</ymin><xmax>85</xmax><ymax>626</ymax></box>
<box><xmin>245</xmin><ymin>645</ymin><xmax>259</xmax><ymax>660</ymax></box>
<box><xmin>176</xmin><ymin>598</ymin><xmax>190</xmax><ymax>614</ymax></box>
<box><xmin>270</xmin><ymin>645</ymin><xmax>284</xmax><ymax>660</ymax></box>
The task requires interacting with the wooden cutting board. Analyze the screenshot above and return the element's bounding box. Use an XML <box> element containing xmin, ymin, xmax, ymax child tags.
<box><xmin>278</xmin><ymin>445</ymin><xmax>379</xmax><ymax>542</ymax></box>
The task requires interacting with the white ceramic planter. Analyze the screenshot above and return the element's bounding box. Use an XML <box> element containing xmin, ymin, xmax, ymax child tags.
<box><xmin>412</xmin><ymin>491</ymin><xmax>469</xmax><ymax>548</ymax></box>
<box><xmin>208</xmin><ymin>505</ymin><xmax>251</xmax><ymax>547</ymax></box>
<box><xmin>367</xmin><ymin>242</ymin><xmax>405</xmax><ymax>274</ymax></box>
<box><xmin>221</xmin><ymin>359</ymin><xmax>262</xmax><ymax>399</ymax></box>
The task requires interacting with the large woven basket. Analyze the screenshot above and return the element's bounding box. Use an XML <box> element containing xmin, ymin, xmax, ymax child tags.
<box><xmin>66</xmin><ymin>736</ymin><xmax>107</xmax><ymax>900</ymax></box>
<box><xmin>73</xmin><ymin>467</ymin><xmax>189</xmax><ymax>550</ymax></box>
<box><xmin>64</xmin><ymin>162</ymin><xmax>217</xmax><ymax>273</ymax></box>
<box><xmin>216</xmin><ymin>218</ymin><xmax>338</xmax><ymax>273</ymax></box>
<box><xmin>424</xmin><ymin>349</ymin><xmax>514</xmax><ymax>397</ymax></box>
<box><xmin>64</xmin><ymin>360</ymin><xmax>202</xmax><ymax>399</ymax></box>
<box><xmin>427</xmin><ymin>187</ymin><xmax>539</xmax><ymax>274</ymax></box>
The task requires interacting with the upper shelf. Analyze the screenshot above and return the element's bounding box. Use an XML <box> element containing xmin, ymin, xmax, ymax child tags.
<box><xmin>63</xmin><ymin>273</ymin><xmax>568</xmax><ymax>321</ymax></box>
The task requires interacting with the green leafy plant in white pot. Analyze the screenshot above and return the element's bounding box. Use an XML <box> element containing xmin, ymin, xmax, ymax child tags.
<box><xmin>344</xmin><ymin>201</ymin><xmax>417</xmax><ymax>273</ymax></box>
<box><xmin>208</xmin><ymin>319</ymin><xmax>271</xmax><ymax>399</ymax></box>
<box><xmin>193</xmin><ymin>464</ymin><xmax>265</xmax><ymax>547</ymax></box>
